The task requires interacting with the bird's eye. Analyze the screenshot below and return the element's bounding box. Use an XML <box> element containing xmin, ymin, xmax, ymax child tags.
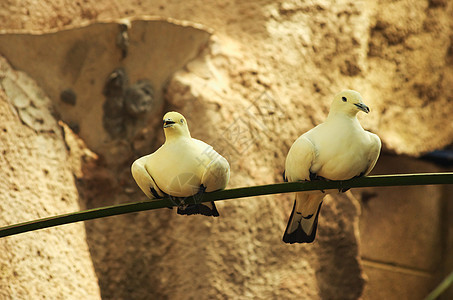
<box><xmin>342</xmin><ymin>96</ymin><xmax>347</xmax><ymax>102</ymax></box>
<box><xmin>180</xmin><ymin>119</ymin><xmax>184</xmax><ymax>123</ymax></box>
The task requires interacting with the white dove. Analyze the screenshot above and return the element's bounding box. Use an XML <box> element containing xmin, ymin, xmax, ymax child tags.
<box><xmin>283</xmin><ymin>90</ymin><xmax>381</xmax><ymax>243</ymax></box>
<box><xmin>131</xmin><ymin>111</ymin><xmax>230</xmax><ymax>216</ymax></box>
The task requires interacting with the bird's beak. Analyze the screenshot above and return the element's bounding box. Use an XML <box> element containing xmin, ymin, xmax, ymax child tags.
<box><xmin>163</xmin><ymin>118</ymin><xmax>176</xmax><ymax>128</ymax></box>
<box><xmin>354</xmin><ymin>103</ymin><xmax>370</xmax><ymax>113</ymax></box>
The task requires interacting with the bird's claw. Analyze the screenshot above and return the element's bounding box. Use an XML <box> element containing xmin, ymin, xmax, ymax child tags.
<box><xmin>169</xmin><ymin>195</ymin><xmax>186</xmax><ymax>207</ymax></box>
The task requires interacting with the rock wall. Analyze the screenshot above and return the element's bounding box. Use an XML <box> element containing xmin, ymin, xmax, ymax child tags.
<box><xmin>357</xmin><ymin>155</ymin><xmax>451</xmax><ymax>299</ymax></box>
<box><xmin>0</xmin><ymin>61</ymin><xmax>101</xmax><ymax>299</ymax></box>
<box><xmin>0</xmin><ymin>0</ymin><xmax>452</xmax><ymax>299</ymax></box>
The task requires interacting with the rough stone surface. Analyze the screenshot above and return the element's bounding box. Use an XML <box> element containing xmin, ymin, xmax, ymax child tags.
<box><xmin>356</xmin><ymin>155</ymin><xmax>452</xmax><ymax>300</ymax></box>
<box><xmin>359</xmin><ymin>155</ymin><xmax>443</xmax><ymax>271</ymax></box>
<box><xmin>0</xmin><ymin>63</ymin><xmax>101</xmax><ymax>299</ymax></box>
<box><xmin>0</xmin><ymin>17</ymin><xmax>211</xmax><ymax>165</ymax></box>
<box><xmin>0</xmin><ymin>0</ymin><xmax>452</xmax><ymax>299</ymax></box>
<box><xmin>361</xmin><ymin>265</ymin><xmax>434</xmax><ymax>300</ymax></box>
<box><xmin>444</xmin><ymin>184</ymin><xmax>453</xmax><ymax>300</ymax></box>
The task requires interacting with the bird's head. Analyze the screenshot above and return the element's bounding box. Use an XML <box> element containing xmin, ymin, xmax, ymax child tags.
<box><xmin>329</xmin><ymin>90</ymin><xmax>370</xmax><ymax>117</ymax></box>
<box><xmin>162</xmin><ymin>111</ymin><xmax>191</xmax><ymax>139</ymax></box>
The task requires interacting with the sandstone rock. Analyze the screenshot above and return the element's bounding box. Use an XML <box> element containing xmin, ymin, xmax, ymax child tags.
<box><xmin>0</xmin><ymin>17</ymin><xmax>212</xmax><ymax>164</ymax></box>
<box><xmin>0</xmin><ymin>1</ymin><xmax>452</xmax><ymax>299</ymax></box>
<box><xmin>0</xmin><ymin>63</ymin><xmax>101</xmax><ymax>299</ymax></box>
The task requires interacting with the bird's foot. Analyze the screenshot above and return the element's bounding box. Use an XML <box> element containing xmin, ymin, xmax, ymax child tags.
<box><xmin>150</xmin><ymin>187</ymin><xmax>174</xmax><ymax>208</ymax></box>
<box><xmin>169</xmin><ymin>195</ymin><xmax>186</xmax><ymax>207</ymax></box>
<box><xmin>339</xmin><ymin>172</ymin><xmax>365</xmax><ymax>192</ymax></box>
<box><xmin>176</xmin><ymin>185</ymin><xmax>219</xmax><ymax>217</ymax></box>
<box><xmin>309</xmin><ymin>171</ymin><xmax>327</xmax><ymax>181</ymax></box>
<box><xmin>193</xmin><ymin>184</ymin><xmax>207</xmax><ymax>204</ymax></box>
<box><xmin>169</xmin><ymin>184</ymin><xmax>206</xmax><ymax>209</ymax></box>
<box><xmin>308</xmin><ymin>172</ymin><xmax>327</xmax><ymax>192</ymax></box>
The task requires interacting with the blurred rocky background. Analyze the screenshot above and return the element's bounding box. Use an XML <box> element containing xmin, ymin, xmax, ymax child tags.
<box><xmin>0</xmin><ymin>0</ymin><xmax>452</xmax><ymax>299</ymax></box>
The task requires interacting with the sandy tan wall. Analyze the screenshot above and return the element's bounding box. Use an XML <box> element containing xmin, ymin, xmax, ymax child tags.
<box><xmin>0</xmin><ymin>0</ymin><xmax>452</xmax><ymax>299</ymax></box>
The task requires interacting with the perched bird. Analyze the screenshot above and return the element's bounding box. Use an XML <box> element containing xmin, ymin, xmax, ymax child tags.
<box><xmin>283</xmin><ymin>90</ymin><xmax>381</xmax><ymax>243</ymax></box>
<box><xmin>131</xmin><ymin>111</ymin><xmax>230</xmax><ymax>216</ymax></box>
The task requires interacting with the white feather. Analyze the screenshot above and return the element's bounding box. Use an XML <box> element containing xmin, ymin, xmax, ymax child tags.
<box><xmin>131</xmin><ymin>112</ymin><xmax>230</xmax><ymax>200</ymax></box>
<box><xmin>283</xmin><ymin>90</ymin><xmax>381</xmax><ymax>243</ymax></box>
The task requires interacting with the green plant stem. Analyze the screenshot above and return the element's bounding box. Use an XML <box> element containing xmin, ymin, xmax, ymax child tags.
<box><xmin>1</xmin><ymin>172</ymin><xmax>452</xmax><ymax>238</ymax></box>
<box><xmin>424</xmin><ymin>270</ymin><xmax>453</xmax><ymax>300</ymax></box>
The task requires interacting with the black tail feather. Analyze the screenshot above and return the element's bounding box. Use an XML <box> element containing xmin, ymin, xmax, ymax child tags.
<box><xmin>177</xmin><ymin>202</ymin><xmax>219</xmax><ymax>217</ymax></box>
<box><xmin>282</xmin><ymin>201</ymin><xmax>323</xmax><ymax>244</ymax></box>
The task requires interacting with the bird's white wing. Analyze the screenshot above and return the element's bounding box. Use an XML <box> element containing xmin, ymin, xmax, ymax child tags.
<box><xmin>283</xmin><ymin>133</ymin><xmax>325</xmax><ymax>243</ymax></box>
<box><xmin>191</xmin><ymin>138</ymin><xmax>230</xmax><ymax>192</ymax></box>
<box><xmin>285</xmin><ymin>135</ymin><xmax>317</xmax><ymax>181</ymax></box>
<box><xmin>202</xmin><ymin>155</ymin><xmax>230</xmax><ymax>192</ymax></box>
<box><xmin>131</xmin><ymin>154</ymin><xmax>165</xmax><ymax>199</ymax></box>
<box><xmin>363</xmin><ymin>132</ymin><xmax>382</xmax><ymax>176</ymax></box>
